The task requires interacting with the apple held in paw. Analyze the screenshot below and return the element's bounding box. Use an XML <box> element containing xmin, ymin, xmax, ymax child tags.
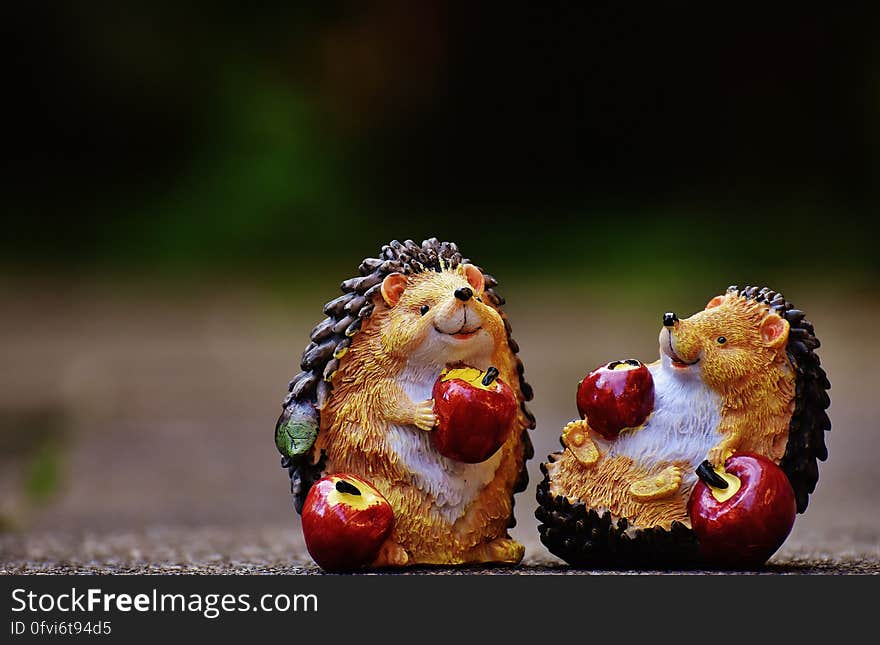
<box><xmin>688</xmin><ymin>453</ymin><xmax>797</xmax><ymax>568</ymax></box>
<box><xmin>301</xmin><ymin>474</ymin><xmax>394</xmax><ymax>571</ymax></box>
<box><xmin>576</xmin><ymin>359</ymin><xmax>654</xmax><ymax>440</ymax></box>
<box><xmin>431</xmin><ymin>366</ymin><xmax>518</xmax><ymax>463</ymax></box>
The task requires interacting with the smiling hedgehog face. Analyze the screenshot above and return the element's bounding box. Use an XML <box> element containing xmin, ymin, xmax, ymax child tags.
<box><xmin>378</xmin><ymin>263</ymin><xmax>507</xmax><ymax>367</ymax></box>
<box><xmin>659</xmin><ymin>292</ymin><xmax>792</xmax><ymax>393</ymax></box>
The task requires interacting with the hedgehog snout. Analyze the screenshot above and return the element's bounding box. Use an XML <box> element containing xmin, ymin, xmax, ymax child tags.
<box><xmin>454</xmin><ymin>287</ymin><xmax>473</xmax><ymax>301</ymax></box>
<box><xmin>431</xmin><ymin>296</ymin><xmax>484</xmax><ymax>335</ymax></box>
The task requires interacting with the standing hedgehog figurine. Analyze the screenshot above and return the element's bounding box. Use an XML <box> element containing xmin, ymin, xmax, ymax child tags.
<box><xmin>276</xmin><ymin>238</ymin><xmax>535</xmax><ymax>569</ymax></box>
<box><xmin>537</xmin><ymin>286</ymin><xmax>830</xmax><ymax>568</ymax></box>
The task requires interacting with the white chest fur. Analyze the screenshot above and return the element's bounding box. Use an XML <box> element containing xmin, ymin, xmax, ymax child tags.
<box><xmin>606</xmin><ymin>362</ymin><xmax>722</xmax><ymax>488</ymax></box>
<box><xmin>387</xmin><ymin>361</ymin><xmax>503</xmax><ymax>524</ymax></box>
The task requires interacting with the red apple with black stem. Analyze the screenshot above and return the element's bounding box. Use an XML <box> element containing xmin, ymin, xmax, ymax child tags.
<box><xmin>301</xmin><ymin>474</ymin><xmax>394</xmax><ymax>571</ymax></box>
<box><xmin>688</xmin><ymin>452</ymin><xmax>797</xmax><ymax>568</ymax></box>
<box><xmin>431</xmin><ymin>366</ymin><xmax>517</xmax><ymax>463</ymax></box>
<box><xmin>576</xmin><ymin>359</ymin><xmax>654</xmax><ymax>440</ymax></box>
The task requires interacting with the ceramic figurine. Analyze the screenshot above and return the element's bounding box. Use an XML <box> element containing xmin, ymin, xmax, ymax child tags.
<box><xmin>275</xmin><ymin>238</ymin><xmax>535</xmax><ymax>570</ymax></box>
<box><xmin>537</xmin><ymin>286</ymin><xmax>830</xmax><ymax>568</ymax></box>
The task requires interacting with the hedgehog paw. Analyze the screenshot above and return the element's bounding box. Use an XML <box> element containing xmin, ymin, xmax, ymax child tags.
<box><xmin>562</xmin><ymin>420</ymin><xmax>599</xmax><ymax>467</ymax></box>
<box><xmin>371</xmin><ymin>540</ymin><xmax>410</xmax><ymax>568</ymax></box>
<box><xmin>468</xmin><ymin>537</ymin><xmax>525</xmax><ymax>565</ymax></box>
<box><xmin>412</xmin><ymin>399</ymin><xmax>437</xmax><ymax>432</ymax></box>
<box><xmin>629</xmin><ymin>465</ymin><xmax>682</xmax><ymax>502</ymax></box>
<box><xmin>708</xmin><ymin>443</ymin><xmax>734</xmax><ymax>469</ymax></box>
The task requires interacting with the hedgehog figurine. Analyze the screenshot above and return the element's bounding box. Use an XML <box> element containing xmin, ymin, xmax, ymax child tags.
<box><xmin>537</xmin><ymin>286</ymin><xmax>831</xmax><ymax>568</ymax></box>
<box><xmin>276</xmin><ymin>238</ymin><xmax>535</xmax><ymax>569</ymax></box>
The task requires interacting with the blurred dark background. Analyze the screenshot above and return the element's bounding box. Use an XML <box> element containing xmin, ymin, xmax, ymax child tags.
<box><xmin>2</xmin><ymin>3</ymin><xmax>879</xmax><ymax>567</ymax></box>
<box><xmin>4</xmin><ymin>3</ymin><xmax>878</xmax><ymax>287</ymax></box>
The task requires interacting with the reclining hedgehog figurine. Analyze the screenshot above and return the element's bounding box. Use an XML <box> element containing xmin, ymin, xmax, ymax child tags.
<box><xmin>275</xmin><ymin>238</ymin><xmax>535</xmax><ymax>569</ymax></box>
<box><xmin>537</xmin><ymin>286</ymin><xmax>830</xmax><ymax>568</ymax></box>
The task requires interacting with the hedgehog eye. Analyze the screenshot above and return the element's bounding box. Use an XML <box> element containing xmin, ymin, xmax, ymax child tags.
<box><xmin>420</xmin><ymin>305</ymin><xmax>430</xmax><ymax>316</ymax></box>
<box><xmin>476</xmin><ymin>297</ymin><xmax>482</xmax><ymax>303</ymax></box>
<box><xmin>717</xmin><ymin>336</ymin><xmax>727</xmax><ymax>345</ymax></box>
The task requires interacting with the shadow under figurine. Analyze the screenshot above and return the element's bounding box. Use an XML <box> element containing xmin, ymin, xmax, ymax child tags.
<box><xmin>537</xmin><ymin>286</ymin><xmax>830</xmax><ymax>568</ymax></box>
<box><xmin>276</xmin><ymin>238</ymin><xmax>535</xmax><ymax>571</ymax></box>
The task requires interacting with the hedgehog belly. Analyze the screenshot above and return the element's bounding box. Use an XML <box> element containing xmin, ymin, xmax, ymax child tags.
<box><xmin>607</xmin><ymin>363</ymin><xmax>723</xmax><ymax>493</ymax></box>
<box><xmin>538</xmin><ymin>363</ymin><xmax>724</xmax><ymax>567</ymax></box>
<box><xmin>387</xmin><ymin>424</ymin><xmax>503</xmax><ymax>514</ymax></box>
<box><xmin>559</xmin><ymin>363</ymin><xmax>723</xmax><ymax>527</ymax></box>
<box><xmin>390</xmin><ymin>360</ymin><xmax>505</xmax><ymax>526</ymax></box>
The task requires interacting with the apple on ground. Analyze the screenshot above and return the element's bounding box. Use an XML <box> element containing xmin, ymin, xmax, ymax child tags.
<box><xmin>301</xmin><ymin>474</ymin><xmax>394</xmax><ymax>571</ymax></box>
<box><xmin>688</xmin><ymin>452</ymin><xmax>797</xmax><ymax>568</ymax></box>
<box><xmin>431</xmin><ymin>366</ymin><xmax>518</xmax><ymax>463</ymax></box>
<box><xmin>576</xmin><ymin>359</ymin><xmax>654</xmax><ymax>440</ymax></box>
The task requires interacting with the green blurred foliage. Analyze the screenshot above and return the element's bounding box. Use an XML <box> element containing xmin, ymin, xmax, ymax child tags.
<box><xmin>25</xmin><ymin>442</ymin><xmax>62</xmax><ymax>504</ymax></box>
<box><xmin>0</xmin><ymin>408</ymin><xmax>66</xmax><ymax>529</ymax></box>
<box><xmin>106</xmin><ymin>68</ymin><xmax>353</xmax><ymax>271</ymax></box>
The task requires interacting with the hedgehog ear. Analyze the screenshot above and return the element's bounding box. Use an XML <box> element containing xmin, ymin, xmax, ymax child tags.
<box><xmin>381</xmin><ymin>273</ymin><xmax>408</xmax><ymax>307</ymax></box>
<box><xmin>760</xmin><ymin>312</ymin><xmax>789</xmax><ymax>348</ymax></box>
<box><xmin>705</xmin><ymin>295</ymin><xmax>725</xmax><ymax>310</ymax></box>
<box><xmin>459</xmin><ymin>263</ymin><xmax>485</xmax><ymax>293</ymax></box>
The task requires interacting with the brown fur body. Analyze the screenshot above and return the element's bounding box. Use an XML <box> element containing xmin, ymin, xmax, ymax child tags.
<box><xmin>310</xmin><ymin>262</ymin><xmax>530</xmax><ymax>565</ymax></box>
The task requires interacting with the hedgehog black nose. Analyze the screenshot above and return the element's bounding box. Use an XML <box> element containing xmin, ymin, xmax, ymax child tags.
<box><xmin>454</xmin><ymin>287</ymin><xmax>473</xmax><ymax>301</ymax></box>
<box><xmin>663</xmin><ymin>312</ymin><xmax>678</xmax><ymax>327</ymax></box>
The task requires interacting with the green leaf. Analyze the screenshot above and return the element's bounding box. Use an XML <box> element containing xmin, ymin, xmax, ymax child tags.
<box><xmin>276</xmin><ymin>416</ymin><xmax>318</xmax><ymax>458</ymax></box>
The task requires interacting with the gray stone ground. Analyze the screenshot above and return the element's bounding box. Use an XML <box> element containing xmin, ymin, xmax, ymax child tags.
<box><xmin>2</xmin><ymin>526</ymin><xmax>878</xmax><ymax>574</ymax></box>
<box><xmin>1</xmin><ymin>282</ymin><xmax>878</xmax><ymax>574</ymax></box>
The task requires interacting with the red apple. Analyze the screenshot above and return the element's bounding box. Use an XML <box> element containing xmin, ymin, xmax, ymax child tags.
<box><xmin>576</xmin><ymin>359</ymin><xmax>654</xmax><ymax>439</ymax></box>
<box><xmin>688</xmin><ymin>453</ymin><xmax>797</xmax><ymax>567</ymax></box>
<box><xmin>301</xmin><ymin>474</ymin><xmax>394</xmax><ymax>571</ymax></box>
<box><xmin>431</xmin><ymin>366</ymin><xmax>517</xmax><ymax>463</ymax></box>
